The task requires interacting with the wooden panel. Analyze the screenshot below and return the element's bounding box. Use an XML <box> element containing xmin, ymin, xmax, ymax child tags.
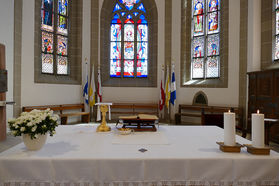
<box><xmin>257</xmin><ymin>72</ymin><xmax>272</xmax><ymax>97</ymax></box>
<box><xmin>0</xmin><ymin>43</ymin><xmax>6</xmax><ymax>141</ymax></box>
<box><xmin>248</xmin><ymin>69</ymin><xmax>279</xmax><ymax>143</ymax></box>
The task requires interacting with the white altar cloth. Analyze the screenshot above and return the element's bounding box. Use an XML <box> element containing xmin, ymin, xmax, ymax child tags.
<box><xmin>0</xmin><ymin>124</ymin><xmax>279</xmax><ymax>186</ymax></box>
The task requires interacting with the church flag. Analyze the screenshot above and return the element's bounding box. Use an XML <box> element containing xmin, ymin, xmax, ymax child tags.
<box><xmin>97</xmin><ymin>68</ymin><xmax>102</xmax><ymax>102</ymax></box>
<box><xmin>89</xmin><ymin>65</ymin><xmax>96</xmax><ymax>107</ymax></box>
<box><xmin>83</xmin><ymin>61</ymin><xmax>89</xmax><ymax>105</ymax></box>
<box><xmin>165</xmin><ymin>65</ymin><xmax>171</xmax><ymax>112</ymax></box>
<box><xmin>159</xmin><ymin>65</ymin><xmax>165</xmax><ymax>111</ymax></box>
<box><xmin>170</xmin><ymin>63</ymin><xmax>176</xmax><ymax>106</ymax></box>
<box><xmin>96</xmin><ymin>68</ymin><xmax>102</xmax><ymax>121</ymax></box>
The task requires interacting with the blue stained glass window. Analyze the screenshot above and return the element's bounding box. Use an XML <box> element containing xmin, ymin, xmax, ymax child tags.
<box><xmin>112</xmin><ymin>14</ymin><xmax>121</xmax><ymax>23</ymax></box>
<box><xmin>191</xmin><ymin>0</ymin><xmax>220</xmax><ymax>79</ymax></box>
<box><xmin>137</xmin><ymin>24</ymin><xmax>148</xmax><ymax>41</ymax></box>
<box><xmin>208</xmin><ymin>0</ymin><xmax>219</xmax><ymax>12</ymax></box>
<box><xmin>110</xmin><ymin>0</ymin><xmax>148</xmax><ymax>78</ymax></box>
<box><xmin>137</xmin><ymin>42</ymin><xmax>148</xmax><ymax>59</ymax></box>
<box><xmin>113</xmin><ymin>3</ymin><xmax>122</xmax><ymax>12</ymax></box>
<box><xmin>124</xmin><ymin>60</ymin><xmax>134</xmax><ymax>77</ymax></box>
<box><xmin>43</xmin><ymin>0</ymin><xmax>53</xmax><ymax>11</ymax></box>
<box><xmin>110</xmin><ymin>59</ymin><xmax>121</xmax><ymax>77</ymax></box>
<box><xmin>137</xmin><ymin>3</ymin><xmax>146</xmax><ymax>12</ymax></box>
<box><xmin>119</xmin><ymin>0</ymin><xmax>140</xmax><ymax>11</ymax></box>
<box><xmin>110</xmin><ymin>42</ymin><xmax>122</xmax><ymax>59</ymax></box>
<box><xmin>137</xmin><ymin>59</ymin><xmax>148</xmax><ymax>77</ymax></box>
<box><xmin>41</xmin><ymin>0</ymin><xmax>69</xmax><ymax>75</ymax></box>
<box><xmin>137</xmin><ymin>14</ymin><xmax>147</xmax><ymax>24</ymax></box>
<box><xmin>58</xmin><ymin>0</ymin><xmax>67</xmax><ymax>15</ymax></box>
<box><xmin>111</xmin><ymin>24</ymin><xmax>121</xmax><ymax>41</ymax></box>
<box><xmin>193</xmin><ymin>0</ymin><xmax>204</xmax><ymax>15</ymax></box>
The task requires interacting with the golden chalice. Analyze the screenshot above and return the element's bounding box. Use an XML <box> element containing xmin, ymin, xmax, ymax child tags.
<box><xmin>96</xmin><ymin>104</ymin><xmax>111</xmax><ymax>132</ymax></box>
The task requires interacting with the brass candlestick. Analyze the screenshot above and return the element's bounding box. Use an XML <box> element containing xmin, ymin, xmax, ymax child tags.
<box><xmin>96</xmin><ymin>104</ymin><xmax>111</xmax><ymax>132</ymax></box>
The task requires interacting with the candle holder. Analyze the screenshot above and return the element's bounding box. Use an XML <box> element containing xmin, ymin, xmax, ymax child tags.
<box><xmin>244</xmin><ymin>144</ymin><xmax>270</xmax><ymax>155</ymax></box>
<box><xmin>216</xmin><ymin>142</ymin><xmax>243</xmax><ymax>153</ymax></box>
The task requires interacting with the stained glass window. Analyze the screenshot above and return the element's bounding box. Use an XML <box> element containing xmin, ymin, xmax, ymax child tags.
<box><xmin>110</xmin><ymin>0</ymin><xmax>148</xmax><ymax>78</ymax></box>
<box><xmin>275</xmin><ymin>0</ymin><xmax>279</xmax><ymax>60</ymax></box>
<box><xmin>191</xmin><ymin>0</ymin><xmax>220</xmax><ymax>78</ymax></box>
<box><xmin>41</xmin><ymin>0</ymin><xmax>69</xmax><ymax>75</ymax></box>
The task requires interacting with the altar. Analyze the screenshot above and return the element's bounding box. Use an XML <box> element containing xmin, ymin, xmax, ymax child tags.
<box><xmin>0</xmin><ymin>124</ymin><xmax>279</xmax><ymax>186</ymax></box>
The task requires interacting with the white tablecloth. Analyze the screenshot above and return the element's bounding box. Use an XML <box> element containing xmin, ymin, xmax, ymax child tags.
<box><xmin>0</xmin><ymin>124</ymin><xmax>279</xmax><ymax>186</ymax></box>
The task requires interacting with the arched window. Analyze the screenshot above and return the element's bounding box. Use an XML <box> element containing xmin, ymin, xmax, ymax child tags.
<box><xmin>41</xmin><ymin>0</ymin><xmax>69</xmax><ymax>75</ymax></box>
<box><xmin>191</xmin><ymin>0</ymin><xmax>220</xmax><ymax>79</ymax></box>
<box><xmin>110</xmin><ymin>0</ymin><xmax>148</xmax><ymax>78</ymax></box>
<box><xmin>275</xmin><ymin>0</ymin><xmax>279</xmax><ymax>61</ymax></box>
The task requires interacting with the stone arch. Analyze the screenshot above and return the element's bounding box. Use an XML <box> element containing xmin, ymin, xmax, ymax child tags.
<box><xmin>192</xmin><ymin>91</ymin><xmax>208</xmax><ymax>106</ymax></box>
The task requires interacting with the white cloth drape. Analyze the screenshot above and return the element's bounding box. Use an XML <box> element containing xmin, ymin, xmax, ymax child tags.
<box><xmin>1</xmin><ymin>125</ymin><xmax>279</xmax><ymax>186</ymax></box>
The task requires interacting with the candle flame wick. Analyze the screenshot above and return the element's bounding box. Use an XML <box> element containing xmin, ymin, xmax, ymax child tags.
<box><xmin>257</xmin><ymin>109</ymin><xmax>260</xmax><ymax>114</ymax></box>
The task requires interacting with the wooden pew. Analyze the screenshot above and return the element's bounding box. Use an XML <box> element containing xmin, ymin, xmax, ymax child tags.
<box><xmin>22</xmin><ymin>103</ymin><xmax>90</xmax><ymax>125</ymax></box>
<box><xmin>110</xmin><ymin>103</ymin><xmax>159</xmax><ymax>120</ymax></box>
<box><xmin>175</xmin><ymin>104</ymin><xmax>243</xmax><ymax>132</ymax></box>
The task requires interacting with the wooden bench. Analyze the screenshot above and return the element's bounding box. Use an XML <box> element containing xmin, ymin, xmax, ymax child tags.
<box><xmin>110</xmin><ymin>103</ymin><xmax>159</xmax><ymax>120</ymax></box>
<box><xmin>22</xmin><ymin>103</ymin><xmax>90</xmax><ymax>125</ymax></box>
<box><xmin>175</xmin><ymin>104</ymin><xmax>243</xmax><ymax>131</ymax></box>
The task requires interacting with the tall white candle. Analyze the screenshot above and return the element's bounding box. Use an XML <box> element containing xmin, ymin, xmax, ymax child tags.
<box><xmin>252</xmin><ymin>110</ymin><xmax>265</xmax><ymax>148</ymax></box>
<box><xmin>224</xmin><ymin>110</ymin><xmax>236</xmax><ymax>146</ymax></box>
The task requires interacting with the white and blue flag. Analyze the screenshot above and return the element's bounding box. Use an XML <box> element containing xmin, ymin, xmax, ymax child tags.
<box><xmin>83</xmin><ymin>61</ymin><xmax>89</xmax><ymax>105</ymax></box>
<box><xmin>170</xmin><ymin>64</ymin><xmax>176</xmax><ymax>106</ymax></box>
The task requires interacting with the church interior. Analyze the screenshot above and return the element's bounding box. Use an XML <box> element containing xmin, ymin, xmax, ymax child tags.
<box><xmin>0</xmin><ymin>0</ymin><xmax>279</xmax><ymax>185</ymax></box>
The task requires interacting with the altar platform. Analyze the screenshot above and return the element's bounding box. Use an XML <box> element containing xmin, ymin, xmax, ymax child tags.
<box><xmin>0</xmin><ymin>124</ymin><xmax>279</xmax><ymax>186</ymax></box>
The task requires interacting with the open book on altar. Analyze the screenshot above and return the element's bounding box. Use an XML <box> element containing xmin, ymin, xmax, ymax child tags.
<box><xmin>119</xmin><ymin>114</ymin><xmax>159</xmax><ymax>120</ymax></box>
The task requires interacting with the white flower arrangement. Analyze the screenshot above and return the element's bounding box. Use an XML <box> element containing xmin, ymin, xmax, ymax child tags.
<box><xmin>8</xmin><ymin>109</ymin><xmax>59</xmax><ymax>139</ymax></box>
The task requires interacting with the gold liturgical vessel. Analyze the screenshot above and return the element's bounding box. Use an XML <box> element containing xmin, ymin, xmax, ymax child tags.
<box><xmin>96</xmin><ymin>104</ymin><xmax>111</xmax><ymax>132</ymax></box>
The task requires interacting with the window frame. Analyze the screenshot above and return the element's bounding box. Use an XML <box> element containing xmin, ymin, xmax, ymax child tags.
<box><xmin>180</xmin><ymin>0</ymin><xmax>228</xmax><ymax>88</ymax></box>
<box><xmin>34</xmin><ymin>0</ymin><xmax>82</xmax><ymax>85</ymax></box>
<box><xmin>41</xmin><ymin>0</ymin><xmax>70</xmax><ymax>76</ymax></box>
<box><xmin>109</xmin><ymin>1</ymin><xmax>149</xmax><ymax>79</ymax></box>
<box><xmin>191</xmin><ymin>0</ymin><xmax>221</xmax><ymax>80</ymax></box>
<box><xmin>100</xmin><ymin>0</ymin><xmax>158</xmax><ymax>87</ymax></box>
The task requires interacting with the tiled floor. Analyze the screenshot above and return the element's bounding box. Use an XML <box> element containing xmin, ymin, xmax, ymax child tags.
<box><xmin>0</xmin><ymin>133</ymin><xmax>22</xmax><ymax>153</ymax></box>
<box><xmin>0</xmin><ymin>128</ymin><xmax>279</xmax><ymax>153</ymax></box>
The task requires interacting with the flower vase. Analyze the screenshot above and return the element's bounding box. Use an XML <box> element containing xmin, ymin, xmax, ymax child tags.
<box><xmin>22</xmin><ymin>134</ymin><xmax>47</xmax><ymax>151</ymax></box>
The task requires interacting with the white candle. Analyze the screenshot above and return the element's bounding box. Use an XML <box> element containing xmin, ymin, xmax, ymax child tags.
<box><xmin>224</xmin><ymin>110</ymin><xmax>236</xmax><ymax>146</ymax></box>
<box><xmin>252</xmin><ymin>110</ymin><xmax>265</xmax><ymax>148</ymax></box>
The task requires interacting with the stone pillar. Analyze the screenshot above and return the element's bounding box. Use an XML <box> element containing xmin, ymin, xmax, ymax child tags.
<box><xmin>0</xmin><ymin>44</ymin><xmax>6</xmax><ymax>141</ymax></box>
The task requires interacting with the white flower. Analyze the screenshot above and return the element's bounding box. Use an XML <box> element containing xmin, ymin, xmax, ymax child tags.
<box><xmin>34</xmin><ymin>134</ymin><xmax>38</xmax><ymax>139</ymax></box>
<box><xmin>31</xmin><ymin>126</ymin><xmax>37</xmax><ymax>132</ymax></box>
<box><xmin>12</xmin><ymin>131</ymin><xmax>17</xmax><ymax>135</ymax></box>
<box><xmin>43</xmin><ymin>125</ymin><xmax>47</xmax><ymax>128</ymax></box>
<box><xmin>20</xmin><ymin>127</ymin><xmax>25</xmax><ymax>132</ymax></box>
<box><xmin>8</xmin><ymin>118</ymin><xmax>16</xmax><ymax>123</ymax></box>
<box><xmin>27</xmin><ymin>122</ymin><xmax>33</xmax><ymax>127</ymax></box>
